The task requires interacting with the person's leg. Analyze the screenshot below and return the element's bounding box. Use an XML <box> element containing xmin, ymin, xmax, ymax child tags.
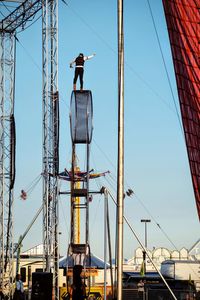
<box><xmin>73</xmin><ymin>68</ymin><xmax>79</xmax><ymax>90</ymax></box>
<box><xmin>79</xmin><ymin>69</ymin><xmax>84</xmax><ymax>90</ymax></box>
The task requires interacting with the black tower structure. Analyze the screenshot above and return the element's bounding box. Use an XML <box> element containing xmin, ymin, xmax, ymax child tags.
<box><xmin>68</xmin><ymin>90</ymin><xmax>93</xmax><ymax>297</ymax></box>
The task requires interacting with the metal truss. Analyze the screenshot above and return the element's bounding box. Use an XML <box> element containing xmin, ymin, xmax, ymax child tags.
<box><xmin>0</xmin><ymin>0</ymin><xmax>59</xmax><ymax>298</ymax></box>
<box><xmin>42</xmin><ymin>0</ymin><xmax>59</xmax><ymax>299</ymax></box>
<box><xmin>0</xmin><ymin>0</ymin><xmax>42</xmax><ymax>33</ymax></box>
<box><xmin>0</xmin><ymin>31</ymin><xmax>15</xmax><ymax>298</ymax></box>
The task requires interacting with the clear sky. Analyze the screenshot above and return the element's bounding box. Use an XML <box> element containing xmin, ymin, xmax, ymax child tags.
<box><xmin>2</xmin><ymin>0</ymin><xmax>199</xmax><ymax>260</ymax></box>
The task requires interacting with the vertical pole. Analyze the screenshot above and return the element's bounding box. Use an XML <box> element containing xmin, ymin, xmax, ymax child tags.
<box><xmin>141</xmin><ymin>219</ymin><xmax>151</xmax><ymax>275</ymax></box>
<box><xmin>86</xmin><ymin>142</ymin><xmax>90</xmax><ymax>244</ymax></box>
<box><xmin>144</xmin><ymin>222</ymin><xmax>147</xmax><ymax>275</ymax></box>
<box><xmin>104</xmin><ymin>189</ymin><xmax>108</xmax><ymax>300</ymax></box>
<box><xmin>0</xmin><ymin>31</ymin><xmax>5</xmax><ymax>296</ymax></box>
<box><xmin>117</xmin><ymin>0</ymin><xmax>124</xmax><ymax>299</ymax></box>
<box><xmin>71</xmin><ymin>160</ymin><xmax>81</xmax><ymax>245</ymax></box>
<box><xmin>145</xmin><ymin>222</ymin><xmax>147</xmax><ymax>248</ymax></box>
<box><xmin>71</xmin><ymin>145</ymin><xmax>75</xmax><ymax>244</ymax></box>
<box><xmin>107</xmin><ymin>194</ymin><xmax>114</xmax><ymax>299</ymax></box>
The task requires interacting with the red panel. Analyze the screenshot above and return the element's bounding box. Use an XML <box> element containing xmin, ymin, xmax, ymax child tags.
<box><xmin>163</xmin><ymin>0</ymin><xmax>200</xmax><ymax>219</ymax></box>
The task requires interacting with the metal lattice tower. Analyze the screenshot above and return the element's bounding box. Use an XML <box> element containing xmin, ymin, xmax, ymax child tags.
<box><xmin>42</xmin><ymin>0</ymin><xmax>59</xmax><ymax>299</ymax></box>
<box><xmin>0</xmin><ymin>0</ymin><xmax>59</xmax><ymax>298</ymax></box>
<box><xmin>0</xmin><ymin>31</ymin><xmax>15</xmax><ymax>298</ymax></box>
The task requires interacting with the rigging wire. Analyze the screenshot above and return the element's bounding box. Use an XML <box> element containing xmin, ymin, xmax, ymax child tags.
<box><xmin>86</xmin><ymin>151</ymin><xmax>107</xmax><ymax>241</ymax></box>
<box><xmin>93</xmin><ymin>139</ymin><xmax>117</xmax><ymax>172</ymax></box>
<box><xmin>90</xmin><ymin>196</ymin><xmax>102</xmax><ymax>241</ymax></box>
<box><xmin>14</xmin><ymin>34</ymin><xmax>70</xmax><ymax>114</ymax></box>
<box><xmin>0</xmin><ymin>10</ymin><xmax>5</xmax><ymax>18</ymax></box>
<box><xmin>25</xmin><ymin>175</ymin><xmax>42</xmax><ymax>195</ymax></box>
<box><xmin>1</xmin><ymin>1</ymin><xmax>12</xmax><ymax>13</ymax></box>
<box><xmin>61</xmin><ymin>0</ymin><xmax>116</xmax><ymax>54</ymax></box>
<box><xmin>90</xmin><ymin>150</ymin><xmax>106</xmax><ymax>190</ymax></box>
<box><xmin>107</xmin><ymin>172</ymin><xmax>118</xmax><ymax>187</ymax></box>
<box><xmin>15</xmin><ymin>35</ymin><xmax>42</xmax><ymax>73</ymax></box>
<box><xmin>105</xmin><ymin>176</ymin><xmax>117</xmax><ymax>195</ymax></box>
<box><xmin>0</xmin><ymin>3</ymin><xmax>18</xmax><ymax>9</ymax></box>
<box><xmin>132</xmin><ymin>192</ymin><xmax>178</xmax><ymax>250</ymax></box>
<box><xmin>146</xmin><ymin>0</ymin><xmax>184</xmax><ymax>135</ymax></box>
<box><xmin>59</xmin><ymin>190</ymin><xmax>70</xmax><ymax>244</ymax></box>
<box><xmin>0</xmin><ymin>1</ymin><xmax>12</xmax><ymax>18</ymax></box>
<box><xmin>16</xmin><ymin>13</ymin><xmax>42</xmax><ymax>34</ymax></box>
<box><xmin>18</xmin><ymin>173</ymin><xmax>42</xmax><ymax>199</ymax></box>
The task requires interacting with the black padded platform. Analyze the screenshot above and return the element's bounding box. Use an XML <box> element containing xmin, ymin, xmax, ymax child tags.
<box><xmin>70</xmin><ymin>90</ymin><xmax>93</xmax><ymax>144</ymax></box>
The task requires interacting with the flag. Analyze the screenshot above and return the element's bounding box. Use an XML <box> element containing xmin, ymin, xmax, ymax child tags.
<box><xmin>140</xmin><ymin>261</ymin><xmax>145</xmax><ymax>276</ymax></box>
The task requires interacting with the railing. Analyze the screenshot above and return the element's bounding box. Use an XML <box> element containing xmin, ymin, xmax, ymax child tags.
<box><xmin>122</xmin><ymin>288</ymin><xmax>196</xmax><ymax>300</ymax></box>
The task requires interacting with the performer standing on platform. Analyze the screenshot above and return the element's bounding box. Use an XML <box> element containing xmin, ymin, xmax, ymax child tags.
<box><xmin>70</xmin><ymin>53</ymin><xmax>95</xmax><ymax>91</ymax></box>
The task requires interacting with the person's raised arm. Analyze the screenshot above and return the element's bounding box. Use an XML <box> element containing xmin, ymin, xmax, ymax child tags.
<box><xmin>84</xmin><ymin>53</ymin><xmax>96</xmax><ymax>61</ymax></box>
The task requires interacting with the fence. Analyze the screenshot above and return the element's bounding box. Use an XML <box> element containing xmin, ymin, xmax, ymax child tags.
<box><xmin>122</xmin><ymin>288</ymin><xmax>196</xmax><ymax>300</ymax></box>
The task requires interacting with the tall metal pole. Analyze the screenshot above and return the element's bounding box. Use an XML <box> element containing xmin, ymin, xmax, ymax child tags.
<box><xmin>104</xmin><ymin>189</ymin><xmax>108</xmax><ymax>300</ymax></box>
<box><xmin>117</xmin><ymin>0</ymin><xmax>124</xmax><ymax>299</ymax></box>
<box><xmin>141</xmin><ymin>219</ymin><xmax>151</xmax><ymax>274</ymax></box>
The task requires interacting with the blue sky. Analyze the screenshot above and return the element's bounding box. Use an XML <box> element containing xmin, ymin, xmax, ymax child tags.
<box><xmin>3</xmin><ymin>0</ymin><xmax>199</xmax><ymax>259</ymax></box>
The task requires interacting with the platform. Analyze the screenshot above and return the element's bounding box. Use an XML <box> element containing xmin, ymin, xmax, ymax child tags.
<box><xmin>70</xmin><ymin>90</ymin><xmax>93</xmax><ymax>144</ymax></box>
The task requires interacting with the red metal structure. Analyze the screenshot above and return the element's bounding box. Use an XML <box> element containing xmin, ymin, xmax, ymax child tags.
<box><xmin>163</xmin><ymin>0</ymin><xmax>200</xmax><ymax>220</ymax></box>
